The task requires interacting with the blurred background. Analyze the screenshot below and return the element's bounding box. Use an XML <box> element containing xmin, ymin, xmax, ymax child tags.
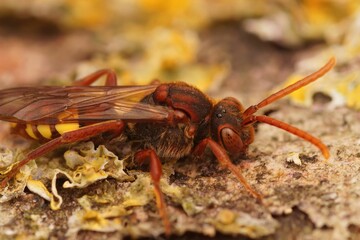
<box><xmin>1</xmin><ymin>0</ymin><xmax>359</xmax><ymax>108</ymax></box>
<box><xmin>1</xmin><ymin>1</ymin><xmax>360</xmax><ymax>239</ymax></box>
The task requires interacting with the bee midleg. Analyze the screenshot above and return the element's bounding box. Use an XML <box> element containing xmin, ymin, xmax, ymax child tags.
<box><xmin>73</xmin><ymin>69</ymin><xmax>118</xmax><ymax>86</ymax></box>
<box><xmin>1</xmin><ymin>120</ymin><xmax>125</xmax><ymax>188</ymax></box>
<box><xmin>134</xmin><ymin>149</ymin><xmax>171</xmax><ymax>236</ymax></box>
<box><xmin>193</xmin><ymin>138</ymin><xmax>262</xmax><ymax>201</ymax></box>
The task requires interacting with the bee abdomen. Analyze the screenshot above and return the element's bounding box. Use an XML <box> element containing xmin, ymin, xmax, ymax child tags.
<box><xmin>11</xmin><ymin>122</ymin><xmax>80</xmax><ymax>141</ymax></box>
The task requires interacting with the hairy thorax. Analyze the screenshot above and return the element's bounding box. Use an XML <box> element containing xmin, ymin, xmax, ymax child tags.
<box><xmin>126</xmin><ymin>122</ymin><xmax>194</xmax><ymax>160</ymax></box>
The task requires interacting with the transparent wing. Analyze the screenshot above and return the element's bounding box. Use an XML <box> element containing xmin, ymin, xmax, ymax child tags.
<box><xmin>0</xmin><ymin>85</ymin><xmax>172</xmax><ymax>124</ymax></box>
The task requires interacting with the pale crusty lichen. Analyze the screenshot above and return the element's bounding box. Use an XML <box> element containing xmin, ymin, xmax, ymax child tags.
<box><xmin>0</xmin><ymin>154</ymin><xmax>35</xmax><ymax>203</ymax></box>
<box><xmin>0</xmin><ymin>141</ymin><xmax>132</xmax><ymax>211</ymax></box>
<box><xmin>3</xmin><ymin>107</ymin><xmax>360</xmax><ymax>239</ymax></box>
<box><xmin>66</xmin><ymin>205</ymin><xmax>128</xmax><ymax>237</ymax></box>
<box><xmin>213</xmin><ymin>209</ymin><xmax>278</xmax><ymax>238</ymax></box>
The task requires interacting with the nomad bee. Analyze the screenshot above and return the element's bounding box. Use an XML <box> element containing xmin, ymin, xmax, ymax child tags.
<box><xmin>0</xmin><ymin>58</ymin><xmax>335</xmax><ymax>235</ymax></box>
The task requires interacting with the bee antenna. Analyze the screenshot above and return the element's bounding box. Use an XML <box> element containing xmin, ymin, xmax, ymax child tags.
<box><xmin>242</xmin><ymin>115</ymin><xmax>330</xmax><ymax>159</ymax></box>
<box><xmin>243</xmin><ymin>57</ymin><xmax>336</xmax><ymax>118</ymax></box>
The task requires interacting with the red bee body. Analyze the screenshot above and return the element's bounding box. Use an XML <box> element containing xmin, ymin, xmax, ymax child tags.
<box><xmin>0</xmin><ymin>58</ymin><xmax>335</xmax><ymax>235</ymax></box>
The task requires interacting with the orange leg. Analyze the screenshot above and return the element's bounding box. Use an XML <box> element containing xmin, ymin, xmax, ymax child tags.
<box><xmin>1</xmin><ymin>120</ymin><xmax>125</xmax><ymax>187</ymax></box>
<box><xmin>74</xmin><ymin>69</ymin><xmax>118</xmax><ymax>86</ymax></box>
<box><xmin>134</xmin><ymin>149</ymin><xmax>171</xmax><ymax>236</ymax></box>
<box><xmin>193</xmin><ymin>138</ymin><xmax>262</xmax><ymax>200</ymax></box>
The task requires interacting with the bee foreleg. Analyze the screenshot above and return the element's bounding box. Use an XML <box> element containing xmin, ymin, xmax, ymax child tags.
<box><xmin>134</xmin><ymin>149</ymin><xmax>171</xmax><ymax>236</ymax></box>
<box><xmin>1</xmin><ymin>120</ymin><xmax>125</xmax><ymax>188</ymax></box>
<box><xmin>193</xmin><ymin>138</ymin><xmax>263</xmax><ymax>201</ymax></box>
<box><xmin>74</xmin><ymin>69</ymin><xmax>118</xmax><ymax>86</ymax></box>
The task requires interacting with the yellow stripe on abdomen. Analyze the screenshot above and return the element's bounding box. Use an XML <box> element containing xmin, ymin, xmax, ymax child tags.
<box><xmin>15</xmin><ymin>111</ymin><xmax>80</xmax><ymax>140</ymax></box>
<box><xmin>55</xmin><ymin>122</ymin><xmax>80</xmax><ymax>135</ymax></box>
<box><xmin>25</xmin><ymin>124</ymin><xmax>39</xmax><ymax>140</ymax></box>
<box><xmin>24</xmin><ymin>123</ymin><xmax>79</xmax><ymax>140</ymax></box>
<box><xmin>54</xmin><ymin>111</ymin><xmax>80</xmax><ymax>135</ymax></box>
<box><xmin>37</xmin><ymin>124</ymin><xmax>52</xmax><ymax>139</ymax></box>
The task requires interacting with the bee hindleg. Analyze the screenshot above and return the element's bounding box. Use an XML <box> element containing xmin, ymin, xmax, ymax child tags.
<box><xmin>134</xmin><ymin>149</ymin><xmax>171</xmax><ymax>236</ymax></box>
<box><xmin>1</xmin><ymin>120</ymin><xmax>125</xmax><ymax>188</ymax></box>
<box><xmin>74</xmin><ymin>69</ymin><xmax>118</xmax><ymax>86</ymax></box>
<box><xmin>193</xmin><ymin>138</ymin><xmax>262</xmax><ymax>201</ymax></box>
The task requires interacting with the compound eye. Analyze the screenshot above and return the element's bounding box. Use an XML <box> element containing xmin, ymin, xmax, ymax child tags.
<box><xmin>220</xmin><ymin>127</ymin><xmax>243</xmax><ymax>155</ymax></box>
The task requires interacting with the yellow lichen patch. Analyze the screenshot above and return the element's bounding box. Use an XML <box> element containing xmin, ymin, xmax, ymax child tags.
<box><xmin>25</xmin><ymin>177</ymin><xmax>62</xmax><ymax>210</ymax></box>
<box><xmin>74</xmin><ymin>26</ymin><xmax>228</xmax><ymax>91</ymax></box>
<box><xmin>67</xmin><ymin>196</ymin><xmax>129</xmax><ymax>237</ymax></box>
<box><xmin>138</xmin><ymin>0</ymin><xmax>191</xmax><ymax>17</ymax></box>
<box><xmin>217</xmin><ymin>209</ymin><xmax>236</xmax><ymax>225</ymax></box>
<box><xmin>50</xmin><ymin>170</ymin><xmax>71</xmax><ymax>210</ymax></box>
<box><xmin>0</xmin><ymin>160</ymin><xmax>35</xmax><ymax>203</ymax></box>
<box><xmin>212</xmin><ymin>209</ymin><xmax>279</xmax><ymax>238</ymax></box>
<box><xmin>336</xmin><ymin>71</ymin><xmax>360</xmax><ymax>110</ymax></box>
<box><xmin>280</xmin><ymin>55</ymin><xmax>360</xmax><ymax>110</ymax></box>
<box><xmin>121</xmin><ymin>163</ymin><xmax>203</xmax><ymax>220</ymax></box>
<box><xmin>45</xmin><ymin>142</ymin><xmax>130</xmax><ymax>209</ymax></box>
<box><xmin>0</xmin><ymin>147</ymin><xmax>41</xmax><ymax>204</ymax></box>
<box><xmin>347</xmin><ymin>84</ymin><xmax>360</xmax><ymax>109</ymax></box>
<box><xmin>63</xmin><ymin>165</ymin><xmax>109</xmax><ymax>188</ymax></box>
<box><xmin>302</xmin><ymin>0</ymin><xmax>359</xmax><ymax>26</ymax></box>
<box><xmin>26</xmin><ymin>169</ymin><xmax>70</xmax><ymax>210</ymax></box>
<box><xmin>63</xmin><ymin>0</ymin><xmax>112</xmax><ymax>29</ymax></box>
<box><xmin>279</xmin><ymin>74</ymin><xmax>308</xmax><ymax>105</ymax></box>
<box><xmin>2</xmin><ymin>141</ymin><xmax>132</xmax><ymax>210</ymax></box>
<box><xmin>77</xmin><ymin>194</ymin><xmax>116</xmax><ymax>209</ymax></box>
<box><xmin>159</xmin><ymin>164</ymin><xmax>204</xmax><ymax>216</ymax></box>
<box><xmin>50</xmin><ymin>142</ymin><xmax>130</xmax><ymax>208</ymax></box>
<box><xmin>26</xmin><ymin>178</ymin><xmax>52</xmax><ymax>201</ymax></box>
<box><xmin>77</xmin><ymin>195</ymin><xmax>129</xmax><ymax>220</ymax></box>
<box><xmin>244</xmin><ymin>0</ymin><xmax>360</xmax><ymax>46</ymax></box>
<box><xmin>67</xmin><ymin>209</ymin><xmax>123</xmax><ymax>237</ymax></box>
<box><xmin>144</xmin><ymin>28</ymin><xmax>199</xmax><ymax>70</ymax></box>
<box><xmin>63</xmin><ymin>142</ymin><xmax>131</xmax><ymax>183</ymax></box>
<box><xmin>64</xmin><ymin>141</ymin><xmax>113</xmax><ymax>169</ymax></box>
<box><xmin>0</xmin><ymin>147</ymin><xmax>14</xmax><ymax>169</ymax></box>
<box><xmin>122</xmin><ymin>174</ymin><xmax>153</xmax><ymax>208</ymax></box>
<box><xmin>286</xmin><ymin>152</ymin><xmax>302</xmax><ymax>166</ymax></box>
